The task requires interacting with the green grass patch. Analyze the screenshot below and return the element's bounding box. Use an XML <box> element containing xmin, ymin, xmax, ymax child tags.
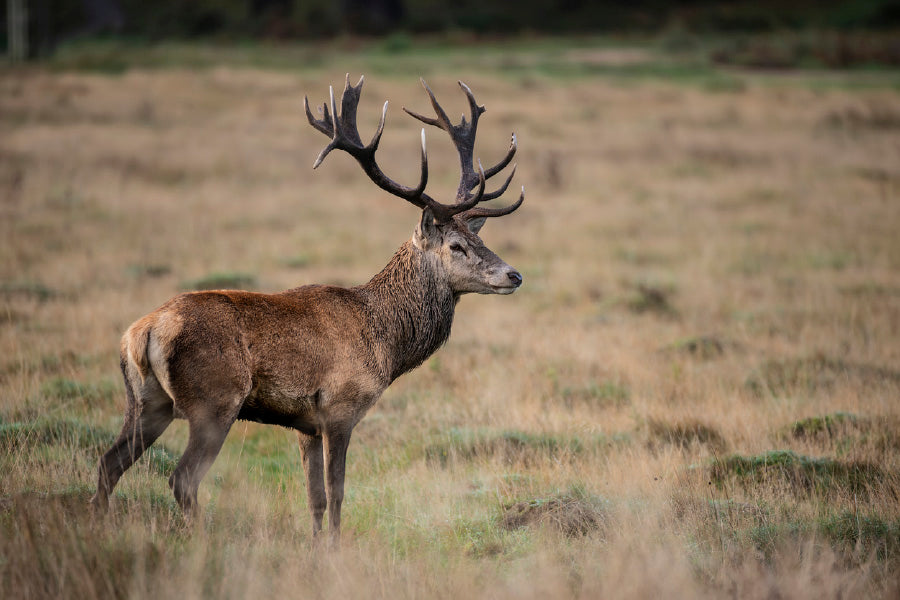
<box><xmin>778</xmin><ymin>412</ymin><xmax>900</xmax><ymax>456</ymax></box>
<box><xmin>818</xmin><ymin>511</ymin><xmax>900</xmax><ymax>561</ymax></box>
<box><xmin>0</xmin><ymin>419</ymin><xmax>179</xmax><ymax>476</ymax></box>
<box><xmin>41</xmin><ymin>376</ymin><xmax>119</xmax><ymax>403</ymax></box>
<box><xmin>36</xmin><ymin>36</ymin><xmax>900</xmax><ymax>95</ymax></box>
<box><xmin>423</xmin><ymin>428</ymin><xmax>621</xmax><ymax>467</ymax></box>
<box><xmin>709</xmin><ymin>450</ymin><xmax>890</xmax><ymax>497</ymax></box>
<box><xmin>1</xmin><ymin>419</ymin><xmax>116</xmax><ymax>451</ymax></box>
<box><xmin>230</xmin><ymin>429</ymin><xmax>302</xmax><ymax>488</ymax></box>
<box><xmin>745</xmin><ymin>511</ymin><xmax>900</xmax><ymax>564</ymax></box>
<box><xmin>783</xmin><ymin>412</ymin><xmax>861</xmax><ymax>440</ymax></box>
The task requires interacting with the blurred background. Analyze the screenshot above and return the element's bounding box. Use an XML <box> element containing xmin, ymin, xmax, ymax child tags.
<box><xmin>5</xmin><ymin>0</ymin><xmax>900</xmax><ymax>63</ymax></box>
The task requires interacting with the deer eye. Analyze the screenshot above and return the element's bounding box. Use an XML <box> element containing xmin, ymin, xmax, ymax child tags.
<box><xmin>450</xmin><ymin>242</ymin><xmax>467</xmax><ymax>256</ymax></box>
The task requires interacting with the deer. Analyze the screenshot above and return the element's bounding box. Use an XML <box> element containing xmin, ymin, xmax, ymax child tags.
<box><xmin>90</xmin><ymin>75</ymin><xmax>525</xmax><ymax>541</ymax></box>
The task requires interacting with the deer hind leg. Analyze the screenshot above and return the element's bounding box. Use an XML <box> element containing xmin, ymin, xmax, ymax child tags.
<box><xmin>164</xmin><ymin>338</ymin><xmax>251</xmax><ymax>520</ymax></box>
<box><xmin>323</xmin><ymin>425</ymin><xmax>352</xmax><ymax>543</ymax></box>
<box><xmin>167</xmin><ymin>410</ymin><xmax>237</xmax><ymax>520</ymax></box>
<box><xmin>91</xmin><ymin>363</ymin><xmax>174</xmax><ymax>512</ymax></box>
<box><xmin>298</xmin><ymin>432</ymin><xmax>326</xmax><ymax>537</ymax></box>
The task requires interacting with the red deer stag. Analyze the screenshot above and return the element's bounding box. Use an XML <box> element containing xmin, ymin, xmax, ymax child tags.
<box><xmin>91</xmin><ymin>75</ymin><xmax>524</xmax><ymax>540</ymax></box>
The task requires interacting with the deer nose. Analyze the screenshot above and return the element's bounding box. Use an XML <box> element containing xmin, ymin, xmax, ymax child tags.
<box><xmin>507</xmin><ymin>270</ymin><xmax>523</xmax><ymax>287</ymax></box>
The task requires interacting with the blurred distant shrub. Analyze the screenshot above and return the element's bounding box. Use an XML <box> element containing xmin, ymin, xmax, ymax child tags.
<box><xmin>180</xmin><ymin>271</ymin><xmax>257</xmax><ymax>291</ymax></box>
<box><xmin>710</xmin><ymin>31</ymin><xmax>900</xmax><ymax>69</ymax></box>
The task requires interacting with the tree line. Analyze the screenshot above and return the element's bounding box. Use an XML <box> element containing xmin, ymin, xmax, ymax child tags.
<box><xmin>6</xmin><ymin>0</ymin><xmax>900</xmax><ymax>58</ymax></box>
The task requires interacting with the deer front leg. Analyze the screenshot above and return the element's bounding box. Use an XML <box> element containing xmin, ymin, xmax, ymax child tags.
<box><xmin>298</xmin><ymin>432</ymin><xmax>326</xmax><ymax>538</ymax></box>
<box><xmin>323</xmin><ymin>425</ymin><xmax>352</xmax><ymax>544</ymax></box>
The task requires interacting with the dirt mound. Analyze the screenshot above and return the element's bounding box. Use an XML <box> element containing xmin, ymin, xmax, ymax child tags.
<box><xmin>501</xmin><ymin>489</ymin><xmax>609</xmax><ymax>537</ymax></box>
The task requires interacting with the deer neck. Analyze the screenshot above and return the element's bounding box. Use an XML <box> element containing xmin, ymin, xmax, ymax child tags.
<box><xmin>361</xmin><ymin>241</ymin><xmax>457</xmax><ymax>383</ymax></box>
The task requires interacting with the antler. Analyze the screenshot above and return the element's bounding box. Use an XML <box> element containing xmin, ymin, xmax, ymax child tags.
<box><xmin>403</xmin><ymin>79</ymin><xmax>524</xmax><ymax>220</ymax></box>
<box><xmin>305</xmin><ymin>74</ymin><xmax>523</xmax><ymax>223</ymax></box>
<box><xmin>305</xmin><ymin>74</ymin><xmax>430</xmax><ymax>208</ymax></box>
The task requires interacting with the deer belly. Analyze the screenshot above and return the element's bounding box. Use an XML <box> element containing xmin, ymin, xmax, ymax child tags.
<box><xmin>237</xmin><ymin>385</ymin><xmax>321</xmax><ymax>434</ymax></box>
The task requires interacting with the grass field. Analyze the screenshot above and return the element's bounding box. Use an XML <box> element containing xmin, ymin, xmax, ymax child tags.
<box><xmin>2</xmin><ymin>37</ymin><xmax>899</xmax><ymax>598</ymax></box>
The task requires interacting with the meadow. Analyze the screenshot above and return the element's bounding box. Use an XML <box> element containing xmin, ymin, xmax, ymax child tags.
<box><xmin>1</xmin><ymin>37</ymin><xmax>899</xmax><ymax>598</ymax></box>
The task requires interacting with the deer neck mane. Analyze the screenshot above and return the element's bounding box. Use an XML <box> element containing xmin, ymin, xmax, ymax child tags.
<box><xmin>361</xmin><ymin>240</ymin><xmax>457</xmax><ymax>383</ymax></box>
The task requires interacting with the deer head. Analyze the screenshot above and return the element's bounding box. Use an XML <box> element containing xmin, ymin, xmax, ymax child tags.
<box><xmin>305</xmin><ymin>75</ymin><xmax>524</xmax><ymax>295</ymax></box>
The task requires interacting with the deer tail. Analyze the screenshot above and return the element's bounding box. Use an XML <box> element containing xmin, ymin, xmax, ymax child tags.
<box><xmin>121</xmin><ymin>315</ymin><xmax>154</xmax><ymax>382</ymax></box>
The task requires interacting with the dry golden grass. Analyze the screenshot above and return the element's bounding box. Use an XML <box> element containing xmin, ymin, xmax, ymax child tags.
<box><xmin>2</xmin><ymin>40</ymin><xmax>899</xmax><ymax>598</ymax></box>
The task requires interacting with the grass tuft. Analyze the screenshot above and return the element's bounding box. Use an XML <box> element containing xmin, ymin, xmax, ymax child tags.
<box><xmin>501</xmin><ymin>486</ymin><xmax>610</xmax><ymax>537</ymax></box>
<box><xmin>745</xmin><ymin>511</ymin><xmax>900</xmax><ymax>564</ymax></box>
<box><xmin>778</xmin><ymin>413</ymin><xmax>900</xmax><ymax>455</ymax></box>
<box><xmin>41</xmin><ymin>376</ymin><xmax>119</xmax><ymax>403</ymax></box>
<box><xmin>783</xmin><ymin>412</ymin><xmax>861</xmax><ymax>440</ymax></box>
<box><xmin>0</xmin><ymin>419</ymin><xmax>116</xmax><ymax>451</ymax></box>
<box><xmin>0</xmin><ymin>419</ymin><xmax>179</xmax><ymax>476</ymax></box>
<box><xmin>648</xmin><ymin>418</ymin><xmax>728</xmax><ymax>453</ymax></box>
<box><xmin>818</xmin><ymin>511</ymin><xmax>900</xmax><ymax>561</ymax></box>
<box><xmin>745</xmin><ymin>355</ymin><xmax>900</xmax><ymax>397</ymax></box>
<box><xmin>423</xmin><ymin>428</ymin><xmax>617</xmax><ymax>467</ymax></box>
<box><xmin>709</xmin><ymin>450</ymin><xmax>892</xmax><ymax>498</ymax></box>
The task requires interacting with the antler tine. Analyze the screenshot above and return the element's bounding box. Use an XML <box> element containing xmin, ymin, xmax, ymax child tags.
<box><xmin>403</xmin><ymin>79</ymin><xmax>479</xmax><ymax>200</ymax></box>
<box><xmin>304</xmin><ymin>95</ymin><xmax>332</xmax><ymax>137</ymax></box>
<box><xmin>370</xmin><ymin>100</ymin><xmax>388</xmax><ymax>151</ymax></box>
<box><xmin>483</xmin><ymin>133</ymin><xmax>517</xmax><ymax>179</ymax></box>
<box><xmin>452</xmin><ymin>87</ymin><xmax>517</xmax><ymax>191</ymax></box>
<box><xmin>460</xmin><ymin>186</ymin><xmax>525</xmax><ymax>220</ymax></box>
<box><xmin>460</xmin><ymin>160</ymin><xmax>487</xmax><ymax>208</ymax></box>
<box><xmin>455</xmin><ymin>80</ymin><xmax>485</xmax><ymax>130</ymax></box>
<box><xmin>403</xmin><ymin>78</ymin><xmax>452</xmax><ymax>130</ymax></box>
<box><xmin>481</xmin><ymin>164</ymin><xmax>517</xmax><ymax>202</ymax></box>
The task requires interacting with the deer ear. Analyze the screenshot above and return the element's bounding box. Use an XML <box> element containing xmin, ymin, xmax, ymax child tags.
<box><xmin>414</xmin><ymin>207</ymin><xmax>440</xmax><ymax>249</ymax></box>
<box><xmin>465</xmin><ymin>216</ymin><xmax>487</xmax><ymax>235</ymax></box>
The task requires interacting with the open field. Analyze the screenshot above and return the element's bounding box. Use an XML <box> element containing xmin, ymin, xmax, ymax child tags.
<box><xmin>2</xmin><ymin>39</ymin><xmax>900</xmax><ymax>598</ymax></box>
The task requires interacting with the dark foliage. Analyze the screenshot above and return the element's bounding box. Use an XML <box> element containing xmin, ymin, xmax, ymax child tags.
<box><xmin>5</xmin><ymin>0</ymin><xmax>900</xmax><ymax>55</ymax></box>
